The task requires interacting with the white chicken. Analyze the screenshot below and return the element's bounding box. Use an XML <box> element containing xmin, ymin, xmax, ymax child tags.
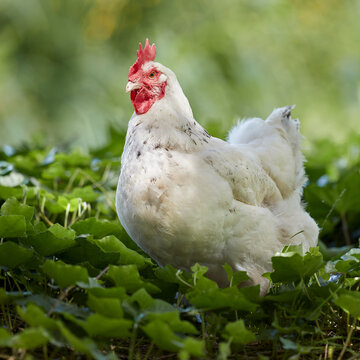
<box><xmin>116</xmin><ymin>39</ymin><xmax>318</xmax><ymax>294</ymax></box>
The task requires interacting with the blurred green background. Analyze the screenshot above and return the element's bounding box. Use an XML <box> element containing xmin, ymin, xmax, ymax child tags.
<box><xmin>0</xmin><ymin>0</ymin><xmax>359</xmax><ymax>149</ymax></box>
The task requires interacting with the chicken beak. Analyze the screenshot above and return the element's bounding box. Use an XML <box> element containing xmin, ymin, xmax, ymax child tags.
<box><xmin>126</xmin><ymin>81</ymin><xmax>141</xmax><ymax>93</ymax></box>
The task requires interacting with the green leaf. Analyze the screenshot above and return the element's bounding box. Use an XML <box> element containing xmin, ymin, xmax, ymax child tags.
<box><xmin>0</xmin><ymin>241</ymin><xmax>34</xmax><ymax>268</ymax></box>
<box><xmin>0</xmin><ymin>288</ymin><xmax>10</xmax><ymax>304</ymax></box>
<box><xmin>108</xmin><ymin>265</ymin><xmax>160</xmax><ymax>294</ymax></box>
<box><xmin>66</xmin><ymin>185</ymin><xmax>99</xmax><ymax>202</ymax></box>
<box><xmin>58</xmin><ymin>236</ymin><xmax>119</xmax><ymax>269</ymax></box>
<box><xmin>57</xmin><ymin>321</ymin><xmax>107</xmax><ymax>360</ymax></box>
<box><xmin>55</xmin><ymin>151</ymin><xmax>91</xmax><ymax>166</ymax></box>
<box><xmin>191</xmin><ymin>263</ymin><xmax>209</xmax><ymax>279</ymax></box>
<box><xmin>71</xmin><ymin>218</ymin><xmax>135</xmax><ymax>249</ymax></box>
<box><xmin>17</xmin><ymin>303</ymin><xmax>58</xmax><ymax>330</ymax></box>
<box><xmin>334</xmin><ymin>248</ymin><xmax>360</xmax><ymax>275</ymax></box>
<box><xmin>128</xmin><ymin>289</ymin><xmax>197</xmax><ymax>333</ymax></box>
<box><xmin>30</xmin><ymin>223</ymin><xmax>76</xmax><ymax>256</ymax></box>
<box><xmin>223</xmin><ymin>263</ymin><xmax>249</xmax><ymax>286</ymax></box>
<box><xmin>142</xmin><ymin>320</ymin><xmax>182</xmax><ymax>352</ymax></box>
<box><xmin>182</xmin><ymin>337</ymin><xmax>205</xmax><ymax>357</ymax></box>
<box><xmin>87</xmin><ymin>294</ymin><xmax>124</xmax><ymax>318</ymax></box>
<box><xmin>1</xmin><ymin>197</ymin><xmax>34</xmax><ymax>221</ymax></box>
<box><xmin>10</xmin><ymin>327</ymin><xmax>50</xmax><ymax>349</ymax></box>
<box><xmin>186</xmin><ymin>262</ymin><xmax>257</xmax><ymax>311</ymax></box>
<box><xmin>41</xmin><ymin>163</ymin><xmax>64</xmax><ymax>180</ymax></box>
<box><xmin>129</xmin><ymin>288</ymin><xmax>155</xmax><ymax>309</ymax></box>
<box><xmin>223</xmin><ymin>319</ymin><xmax>255</xmax><ymax>345</ymax></box>
<box><xmin>95</xmin><ymin>235</ymin><xmax>147</xmax><ymax>268</ymax></box>
<box><xmin>41</xmin><ymin>162</ymin><xmax>66</xmax><ymax>179</ymax></box>
<box><xmin>0</xmin><ymin>328</ymin><xmax>12</xmax><ymax>347</ymax></box>
<box><xmin>0</xmin><ymin>185</ymin><xmax>23</xmax><ymax>200</ymax></box>
<box><xmin>57</xmin><ymin>196</ymin><xmax>80</xmax><ymax>212</ymax></box>
<box><xmin>0</xmin><ymin>215</ymin><xmax>27</xmax><ymax>238</ymax></box>
<box><xmin>179</xmin><ymin>337</ymin><xmax>206</xmax><ymax>359</ymax></box>
<box><xmin>88</xmin><ymin>286</ymin><xmax>128</xmax><ymax>300</ymax></box>
<box><xmin>147</xmin><ymin>312</ymin><xmax>198</xmax><ymax>335</ymax></box>
<box><xmin>81</xmin><ymin>313</ymin><xmax>132</xmax><ymax>338</ymax></box>
<box><xmin>43</xmin><ymin>260</ymin><xmax>88</xmax><ymax>288</ymax></box>
<box><xmin>271</xmin><ymin>246</ymin><xmax>323</xmax><ymax>283</ymax></box>
<box><xmin>155</xmin><ymin>264</ymin><xmax>182</xmax><ymax>284</ymax></box>
<box><xmin>187</xmin><ymin>284</ymin><xmax>256</xmax><ymax>312</ymax></box>
<box><xmin>334</xmin><ymin>289</ymin><xmax>360</xmax><ymax>319</ymax></box>
<box><xmin>72</xmin><ymin>217</ymin><xmax>121</xmax><ymax>238</ymax></box>
<box><xmin>304</xmin><ymin>247</ymin><xmax>325</xmax><ymax>276</ymax></box>
<box><xmin>217</xmin><ymin>341</ymin><xmax>232</xmax><ymax>360</ymax></box>
<box><xmin>16</xmin><ymin>293</ymin><xmax>90</xmax><ymax>318</ymax></box>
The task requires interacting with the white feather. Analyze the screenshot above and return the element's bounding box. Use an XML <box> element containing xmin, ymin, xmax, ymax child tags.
<box><xmin>116</xmin><ymin>63</ymin><xmax>318</xmax><ymax>295</ymax></box>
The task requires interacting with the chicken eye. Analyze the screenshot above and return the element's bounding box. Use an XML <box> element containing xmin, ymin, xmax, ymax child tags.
<box><xmin>148</xmin><ymin>72</ymin><xmax>156</xmax><ymax>79</ymax></box>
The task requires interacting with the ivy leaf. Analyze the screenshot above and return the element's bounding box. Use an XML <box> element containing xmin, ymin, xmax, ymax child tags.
<box><xmin>108</xmin><ymin>265</ymin><xmax>160</xmax><ymax>294</ymax></box>
<box><xmin>87</xmin><ymin>294</ymin><xmax>124</xmax><ymax>318</ymax></box>
<box><xmin>223</xmin><ymin>263</ymin><xmax>249</xmax><ymax>286</ymax></box>
<box><xmin>0</xmin><ymin>215</ymin><xmax>27</xmax><ymax>238</ymax></box>
<box><xmin>66</xmin><ymin>186</ymin><xmax>99</xmax><ymax>202</ymax></box>
<box><xmin>17</xmin><ymin>303</ymin><xmax>58</xmax><ymax>330</ymax></box>
<box><xmin>9</xmin><ymin>327</ymin><xmax>50</xmax><ymax>349</ymax></box>
<box><xmin>16</xmin><ymin>294</ymin><xmax>89</xmax><ymax>318</ymax></box>
<box><xmin>217</xmin><ymin>341</ymin><xmax>232</xmax><ymax>360</ymax></box>
<box><xmin>81</xmin><ymin>314</ymin><xmax>132</xmax><ymax>338</ymax></box>
<box><xmin>30</xmin><ymin>223</ymin><xmax>76</xmax><ymax>256</ymax></box>
<box><xmin>58</xmin><ymin>236</ymin><xmax>119</xmax><ymax>269</ymax></box>
<box><xmin>55</xmin><ymin>151</ymin><xmax>91</xmax><ymax>166</ymax></box>
<box><xmin>335</xmin><ymin>248</ymin><xmax>360</xmax><ymax>276</ymax></box>
<box><xmin>72</xmin><ymin>217</ymin><xmax>122</xmax><ymax>238</ymax></box>
<box><xmin>0</xmin><ymin>328</ymin><xmax>12</xmax><ymax>347</ymax></box>
<box><xmin>142</xmin><ymin>320</ymin><xmax>182</xmax><ymax>352</ymax></box>
<box><xmin>147</xmin><ymin>312</ymin><xmax>198</xmax><ymax>335</ymax></box>
<box><xmin>154</xmin><ymin>264</ymin><xmax>182</xmax><ymax>284</ymax></box>
<box><xmin>41</xmin><ymin>162</ymin><xmax>66</xmax><ymax>180</ymax></box>
<box><xmin>42</xmin><ymin>260</ymin><xmax>88</xmax><ymax>288</ymax></box>
<box><xmin>223</xmin><ymin>319</ymin><xmax>255</xmax><ymax>345</ymax></box>
<box><xmin>57</xmin><ymin>196</ymin><xmax>80</xmax><ymax>212</ymax></box>
<box><xmin>57</xmin><ymin>321</ymin><xmax>108</xmax><ymax>360</ymax></box>
<box><xmin>129</xmin><ymin>288</ymin><xmax>155</xmax><ymax>310</ymax></box>
<box><xmin>87</xmin><ymin>286</ymin><xmax>128</xmax><ymax>300</ymax></box>
<box><xmin>0</xmin><ymin>288</ymin><xmax>10</xmax><ymax>304</ymax></box>
<box><xmin>0</xmin><ymin>185</ymin><xmax>23</xmax><ymax>200</ymax></box>
<box><xmin>179</xmin><ymin>337</ymin><xmax>205</xmax><ymax>359</ymax></box>
<box><xmin>71</xmin><ymin>218</ymin><xmax>135</xmax><ymax>249</ymax></box>
<box><xmin>0</xmin><ymin>241</ymin><xmax>34</xmax><ymax>268</ymax></box>
<box><xmin>187</xmin><ymin>283</ymin><xmax>256</xmax><ymax>312</ymax></box>
<box><xmin>127</xmin><ymin>288</ymin><xmax>197</xmax><ymax>333</ymax></box>
<box><xmin>334</xmin><ymin>289</ymin><xmax>360</xmax><ymax>319</ymax></box>
<box><xmin>271</xmin><ymin>246</ymin><xmax>323</xmax><ymax>283</ymax></box>
<box><xmin>1</xmin><ymin>197</ymin><xmax>34</xmax><ymax>222</ymax></box>
<box><xmin>95</xmin><ymin>235</ymin><xmax>148</xmax><ymax>268</ymax></box>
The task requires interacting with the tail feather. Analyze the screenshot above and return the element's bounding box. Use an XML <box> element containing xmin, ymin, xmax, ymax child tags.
<box><xmin>228</xmin><ymin>106</ymin><xmax>306</xmax><ymax>197</ymax></box>
<box><xmin>265</xmin><ymin>106</ymin><xmax>306</xmax><ymax>191</ymax></box>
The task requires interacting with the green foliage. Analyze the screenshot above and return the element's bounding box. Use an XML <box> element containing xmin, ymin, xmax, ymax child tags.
<box><xmin>1</xmin><ymin>1</ymin><xmax>359</xmax><ymax>148</ymax></box>
<box><xmin>223</xmin><ymin>319</ymin><xmax>256</xmax><ymax>345</ymax></box>
<box><xmin>0</xmin><ymin>133</ymin><xmax>360</xmax><ymax>359</ymax></box>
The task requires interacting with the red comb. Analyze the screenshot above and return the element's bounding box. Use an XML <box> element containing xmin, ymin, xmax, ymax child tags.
<box><xmin>129</xmin><ymin>39</ymin><xmax>156</xmax><ymax>78</ymax></box>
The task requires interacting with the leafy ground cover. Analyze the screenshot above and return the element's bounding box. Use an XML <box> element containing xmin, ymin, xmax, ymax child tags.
<box><xmin>0</xmin><ymin>129</ymin><xmax>360</xmax><ymax>359</ymax></box>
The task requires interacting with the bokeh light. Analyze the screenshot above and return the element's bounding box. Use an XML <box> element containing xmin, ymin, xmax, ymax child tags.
<box><xmin>0</xmin><ymin>0</ymin><xmax>359</xmax><ymax>148</ymax></box>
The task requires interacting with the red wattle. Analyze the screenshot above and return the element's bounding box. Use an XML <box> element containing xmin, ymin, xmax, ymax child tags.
<box><xmin>131</xmin><ymin>82</ymin><xmax>166</xmax><ymax>115</ymax></box>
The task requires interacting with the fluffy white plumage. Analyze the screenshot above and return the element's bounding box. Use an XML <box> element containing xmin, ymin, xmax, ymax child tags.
<box><xmin>116</xmin><ymin>55</ymin><xmax>318</xmax><ymax>295</ymax></box>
